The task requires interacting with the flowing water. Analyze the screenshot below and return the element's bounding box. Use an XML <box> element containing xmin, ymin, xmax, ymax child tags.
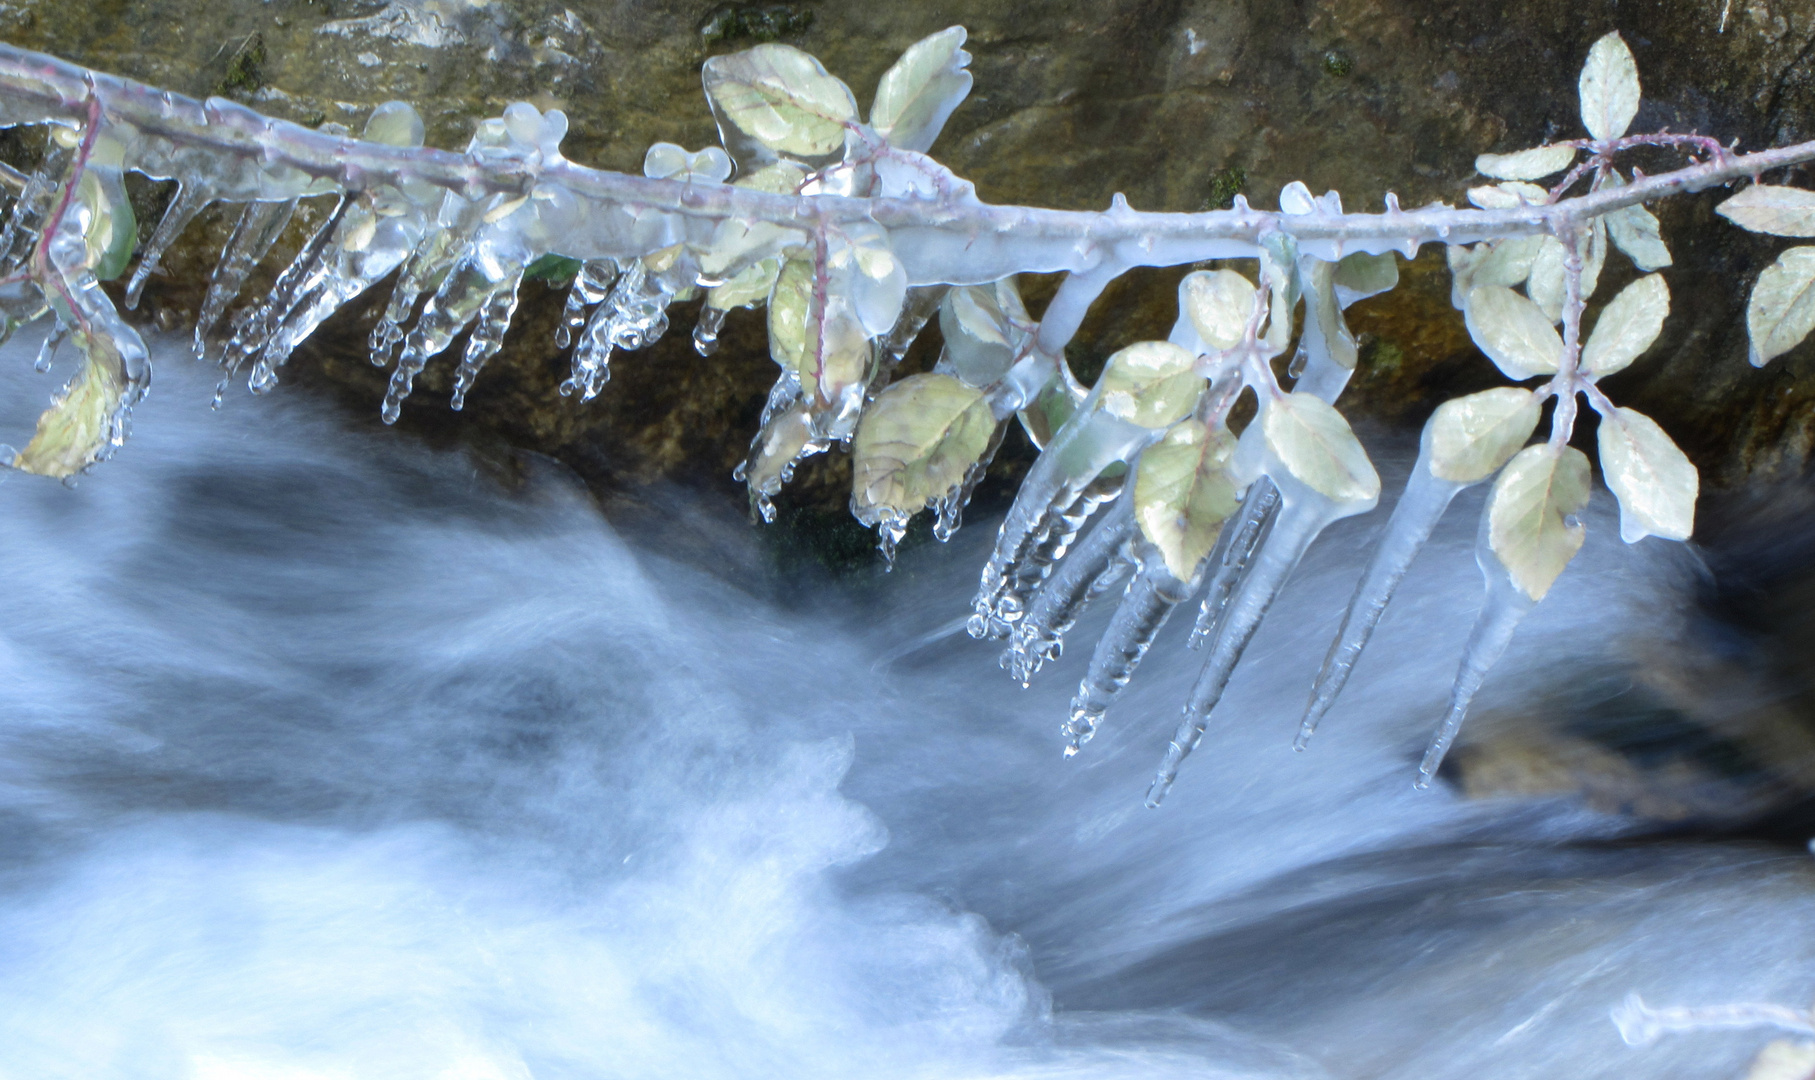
<box><xmin>0</xmin><ymin>335</ymin><xmax>1810</xmax><ymax>1078</ymax></box>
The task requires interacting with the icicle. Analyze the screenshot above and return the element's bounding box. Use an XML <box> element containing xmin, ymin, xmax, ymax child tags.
<box><xmin>932</xmin><ymin>420</ymin><xmax>1006</xmax><ymax>543</ymax></box>
<box><xmin>220</xmin><ymin>196</ymin><xmax>350</xmax><ymax>395</ymax></box>
<box><xmin>1003</xmin><ymin>496</ymin><xmax>1138</xmax><ymax>686</ymax></box>
<box><xmin>33</xmin><ymin>319</ymin><xmax>65</xmax><ymax>371</ymax></box>
<box><xmin>450</xmin><ymin>268</ymin><xmax>523</xmax><ymax>410</ymax></box>
<box><xmin>555</xmin><ymin>259</ymin><xmax>616</xmax><ymax>349</ymax></box>
<box><xmin>973</xmin><ymin>469</ymin><xmax>1126</xmax><ymax>640</ymax></box>
<box><xmin>383</xmin><ymin>254</ymin><xmax>526</xmax><ymax>422</ymax></box>
<box><xmin>0</xmin><ymin>139</ymin><xmax>73</xmax><ymax>274</ymax></box>
<box><xmin>1065</xmin><ymin>543</ymin><xmax>1198</xmax><ymax>755</ymax></box>
<box><xmin>370</xmin><ymin>231</ymin><xmax>458</xmax><ymax>368</ymax></box>
<box><xmin>691</xmin><ymin>304</ymin><xmax>727</xmax><ymax>356</ymax></box>
<box><xmin>193</xmin><ymin>199</ymin><xmax>297</xmax><ymax>361</ymax></box>
<box><xmin>560</xmin><ymin>259</ymin><xmax>673</xmax><ymax>401</ymax></box>
<box><xmin>1297</xmin><ymin>451</ymin><xmax>1468</xmax><ymax>751</ymax></box>
<box><xmin>1416</xmin><ymin>535</ymin><xmax>1535</xmax><ymax>789</ymax></box>
<box><xmin>124</xmin><ymin>183</ymin><xmax>213</xmax><ymax>309</ymax></box>
<box><xmin>1188</xmin><ymin>479</ymin><xmax>1280</xmax><ymax>650</ymax></box>
<box><xmin>1149</xmin><ymin>475</ymin><xmax>1370</xmax><ymax>807</ymax></box>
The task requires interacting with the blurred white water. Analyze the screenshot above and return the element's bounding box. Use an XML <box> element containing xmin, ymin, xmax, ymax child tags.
<box><xmin>0</xmin><ymin>334</ymin><xmax>1810</xmax><ymax>1079</ymax></box>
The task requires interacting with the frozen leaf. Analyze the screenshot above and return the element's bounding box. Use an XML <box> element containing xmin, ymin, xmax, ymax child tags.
<box><xmin>1472</xmin><ymin>236</ymin><xmax>1546</xmax><ymax>290</ymax></box>
<box><xmin>1744</xmin><ymin>1041</ymin><xmax>1815</xmax><ymax>1080</ymax></box>
<box><xmin>1597</xmin><ymin>405</ymin><xmax>1697</xmax><ymax>543</ymax></box>
<box><xmin>642</xmin><ymin>142</ymin><xmax>733</xmax><ymax>183</ymax></box>
<box><xmin>1579</xmin><ymin>31</ymin><xmax>1640</xmax><ymax>141</ymax></box>
<box><xmin>1428</xmin><ymin>387</ymin><xmax>1542</xmax><ymax>483</ymax></box>
<box><xmin>1096</xmin><ymin>340</ymin><xmax>1204</xmax><ymax>428</ymax></box>
<box><xmin>1256</xmin><ymin>392</ymin><xmax>1381</xmax><ymax>503</ymax></box>
<box><xmin>1465</xmin><ymin>284</ymin><xmax>1563</xmax><ymax>378</ymax></box>
<box><xmin>703</xmin><ymin>44</ymin><xmax>859</xmax><ymax>161</ymax></box>
<box><xmin>1181</xmin><ymin>268</ymin><xmax>1256</xmax><ymax>351</ymax></box>
<box><xmin>1305</xmin><ymin>260</ymin><xmax>1358</xmax><ymax>369</ymax></box>
<box><xmin>1332</xmin><ymin>251</ymin><xmax>1398</xmax><ymax>306</ymax></box>
<box><xmin>1604</xmin><ymin>170</ymin><xmax>1673</xmax><ymax>270</ymax></box>
<box><xmin>12</xmin><ymin>331</ymin><xmax>125</xmax><ymax>479</ymax></box>
<box><xmin>768</xmin><ymin>255</ymin><xmax>870</xmax><ymax>402</ymax></box>
<box><xmin>853</xmin><ymin>373</ymin><xmax>996</xmax><ymax>520</ymax></box>
<box><xmin>1717</xmin><ymin>185</ymin><xmax>1815</xmax><ymax>238</ymax></box>
<box><xmin>1488</xmin><ymin>443</ymin><xmax>1591</xmax><ymax>600</ymax></box>
<box><xmin>869</xmin><ymin>26</ymin><xmax>972</xmax><ymax>154</ymax></box>
<box><xmin>76</xmin><ymin>169</ymin><xmax>134</xmax><ymax>282</ymax></box>
<box><xmin>1467</xmin><ymin>181</ymin><xmax>1550</xmax><ymax>209</ymax></box>
<box><xmin>940</xmin><ymin>280</ymin><xmax>1026</xmax><ymax>388</ymax></box>
<box><xmin>1747</xmin><ymin>245</ymin><xmax>1815</xmax><ymax>366</ymax></box>
<box><xmin>1476</xmin><ymin>144</ymin><xmax>1577</xmax><ymax>181</ymax></box>
<box><xmin>1134</xmin><ymin>419</ymin><xmax>1241</xmax><ymax>581</ymax></box>
<box><xmin>1581</xmin><ymin>273</ymin><xmax>1669</xmax><ymax>376</ymax></box>
<box><xmin>1526</xmin><ymin>221</ymin><xmax>1607</xmax><ymax>321</ymax></box>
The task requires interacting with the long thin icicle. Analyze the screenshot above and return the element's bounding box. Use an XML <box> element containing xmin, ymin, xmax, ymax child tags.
<box><xmin>555</xmin><ymin>259</ymin><xmax>616</xmax><ymax>349</ymax></box>
<box><xmin>219</xmin><ymin>196</ymin><xmax>350</xmax><ymax>394</ymax></box>
<box><xmin>123</xmin><ymin>183</ymin><xmax>213</xmax><ymax>309</ymax></box>
<box><xmin>1187</xmin><ymin>478</ymin><xmax>1279</xmax><ymax>650</ymax></box>
<box><xmin>1002</xmin><ymin>493</ymin><xmax>1137</xmax><ymax>686</ymax></box>
<box><xmin>1149</xmin><ymin>475</ymin><xmax>1369</xmax><ymax>806</ymax></box>
<box><xmin>1064</xmin><ymin>542</ymin><xmax>1197</xmax><ymax>755</ymax></box>
<box><xmin>194</xmin><ymin>199</ymin><xmax>298</xmax><ymax>361</ymax></box>
<box><xmin>1297</xmin><ymin>448</ymin><xmax>1468</xmax><ymax>750</ymax></box>
<box><xmin>1416</xmin><ymin>536</ymin><xmax>1535</xmax><ymax>788</ymax></box>
<box><xmin>450</xmin><ymin>267</ymin><xmax>524</xmax><ymax>410</ymax></box>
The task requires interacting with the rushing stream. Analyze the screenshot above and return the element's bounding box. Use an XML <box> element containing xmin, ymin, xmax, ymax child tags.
<box><xmin>0</xmin><ymin>335</ymin><xmax>1810</xmax><ymax>1078</ymax></box>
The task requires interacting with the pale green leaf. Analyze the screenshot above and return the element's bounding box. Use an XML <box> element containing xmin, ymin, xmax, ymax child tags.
<box><xmin>1332</xmin><ymin>251</ymin><xmax>1398</xmax><ymax>306</ymax></box>
<box><xmin>78</xmin><ymin>170</ymin><xmax>135</xmax><ymax>282</ymax></box>
<box><xmin>1305</xmin><ymin>259</ymin><xmax>1358</xmax><ymax>369</ymax></box>
<box><xmin>703</xmin><ymin>44</ymin><xmax>858</xmax><ymax>160</ymax></box>
<box><xmin>1476</xmin><ymin>144</ymin><xmax>1577</xmax><ymax>181</ymax></box>
<box><xmin>1427</xmin><ymin>387</ymin><xmax>1542</xmax><ymax>484</ymax></box>
<box><xmin>1467</xmin><ymin>181</ymin><xmax>1550</xmax><ymax>209</ymax></box>
<box><xmin>1744</xmin><ymin>1040</ymin><xmax>1815</xmax><ymax>1080</ymax></box>
<box><xmin>1579</xmin><ymin>31</ymin><xmax>1640</xmax><ymax>141</ymax></box>
<box><xmin>1181</xmin><ymin>269</ymin><xmax>1257</xmax><ymax>352</ymax></box>
<box><xmin>1526</xmin><ymin>220</ymin><xmax>1606</xmax><ymax>322</ymax></box>
<box><xmin>1603</xmin><ymin>169</ymin><xmax>1672</xmax><ymax>270</ymax></box>
<box><xmin>1473</xmin><ymin>236</ymin><xmax>1547</xmax><ymax>291</ymax></box>
<box><xmin>1747</xmin><ymin>245</ymin><xmax>1815</xmax><ymax>366</ymax></box>
<box><xmin>1716</xmin><ymin>185</ymin><xmax>1815</xmax><ymax>237</ymax></box>
<box><xmin>1134</xmin><ymin>419</ymin><xmax>1240</xmax><ymax>581</ymax></box>
<box><xmin>707</xmin><ymin>257</ymin><xmax>782</xmax><ymax>310</ymax></box>
<box><xmin>1596</xmin><ymin>405</ymin><xmax>1697</xmax><ymax>543</ymax></box>
<box><xmin>1464</xmin><ymin>284</ymin><xmax>1563</xmax><ymax>379</ymax></box>
<box><xmin>1581</xmin><ymin>273</ymin><xmax>1669</xmax><ymax>376</ymax></box>
<box><xmin>768</xmin><ymin>256</ymin><xmax>871</xmax><ymax>400</ymax></box>
<box><xmin>852</xmin><ymin>373</ymin><xmax>996</xmax><ymax>520</ymax></box>
<box><xmin>1488</xmin><ymin>443</ymin><xmax>1592</xmax><ymax>600</ymax></box>
<box><xmin>742</xmin><ymin>400</ymin><xmax>813</xmax><ymax>499</ymax></box>
<box><xmin>1260</xmin><ymin>392</ymin><xmax>1381</xmax><ymax>503</ymax></box>
<box><xmin>1096</xmin><ymin>340</ymin><xmax>1204</xmax><ymax>428</ymax></box>
<box><xmin>869</xmin><ymin>26</ymin><xmax>972</xmax><ymax>154</ymax></box>
<box><xmin>12</xmin><ymin>333</ymin><xmax>126</xmax><ymax>479</ymax></box>
<box><xmin>734</xmin><ymin>160</ymin><xmax>811</xmax><ymax>194</ymax></box>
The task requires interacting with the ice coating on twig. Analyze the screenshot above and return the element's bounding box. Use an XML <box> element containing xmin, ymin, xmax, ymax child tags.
<box><xmin>1298</xmin><ymin>442</ymin><xmax>1469</xmax><ymax>750</ymax></box>
<box><xmin>1065</xmin><ymin>541</ymin><xmax>1198</xmax><ymax>755</ymax></box>
<box><xmin>1001</xmin><ymin>493</ymin><xmax>1138</xmax><ymax>686</ymax></box>
<box><xmin>1150</xmin><ymin>471</ymin><xmax>1375</xmax><ymax>806</ymax></box>
<box><xmin>1416</xmin><ymin>529</ymin><xmax>1536</xmax><ymax>788</ymax></box>
<box><xmin>1612</xmin><ymin>993</ymin><xmax>1815</xmax><ymax>1047</ymax></box>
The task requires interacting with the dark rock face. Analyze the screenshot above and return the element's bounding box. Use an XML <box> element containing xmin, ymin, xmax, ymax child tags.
<box><xmin>5</xmin><ymin>0</ymin><xmax>1815</xmax><ymax>518</ymax></box>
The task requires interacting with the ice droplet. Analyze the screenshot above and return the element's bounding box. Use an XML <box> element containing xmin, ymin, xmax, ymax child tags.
<box><xmin>692</xmin><ymin>305</ymin><xmax>727</xmax><ymax>356</ymax></box>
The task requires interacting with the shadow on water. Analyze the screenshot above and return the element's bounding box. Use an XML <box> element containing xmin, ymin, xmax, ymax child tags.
<box><xmin>0</xmin><ymin>334</ymin><xmax>1811</xmax><ymax>1078</ymax></box>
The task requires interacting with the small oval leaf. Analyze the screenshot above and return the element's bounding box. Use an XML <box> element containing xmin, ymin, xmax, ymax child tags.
<box><xmin>1716</xmin><ymin>185</ymin><xmax>1815</xmax><ymax>238</ymax></box>
<box><xmin>852</xmin><ymin>373</ymin><xmax>996</xmax><ymax>520</ymax></box>
<box><xmin>1259</xmin><ymin>392</ymin><xmax>1381</xmax><ymax>504</ymax></box>
<box><xmin>1134</xmin><ymin>419</ymin><xmax>1241</xmax><ymax>582</ymax></box>
<box><xmin>1596</xmin><ymin>405</ymin><xmax>1697</xmax><ymax>543</ymax></box>
<box><xmin>1476</xmin><ymin>144</ymin><xmax>1577</xmax><ymax>181</ymax></box>
<box><xmin>1488</xmin><ymin>443</ymin><xmax>1592</xmax><ymax>601</ymax></box>
<box><xmin>1603</xmin><ymin>169</ymin><xmax>1672</xmax><ymax>270</ymax></box>
<box><xmin>869</xmin><ymin>26</ymin><xmax>973</xmax><ymax>154</ymax></box>
<box><xmin>1579</xmin><ymin>31</ymin><xmax>1640</xmax><ymax>141</ymax></box>
<box><xmin>1181</xmin><ymin>269</ymin><xmax>1256</xmax><ymax>352</ymax></box>
<box><xmin>703</xmin><ymin>44</ymin><xmax>859</xmax><ymax>161</ymax></box>
<box><xmin>1428</xmin><ymin>387</ymin><xmax>1542</xmax><ymax>484</ymax></box>
<box><xmin>13</xmin><ymin>334</ymin><xmax>127</xmax><ymax>479</ymax></box>
<box><xmin>1746</xmin><ymin>245</ymin><xmax>1815</xmax><ymax>367</ymax></box>
<box><xmin>1464</xmin><ymin>284</ymin><xmax>1563</xmax><ymax>379</ymax></box>
<box><xmin>1096</xmin><ymin>341</ymin><xmax>1204</xmax><ymax>428</ymax></box>
<box><xmin>1581</xmin><ymin>273</ymin><xmax>1669</xmax><ymax>377</ymax></box>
